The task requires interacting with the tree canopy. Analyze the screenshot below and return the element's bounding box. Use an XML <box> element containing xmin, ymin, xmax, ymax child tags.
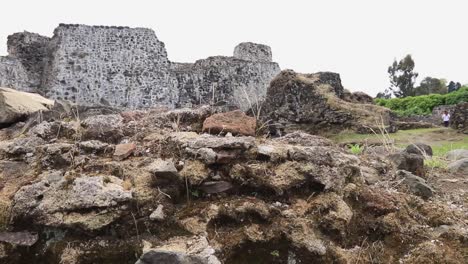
<box><xmin>387</xmin><ymin>55</ymin><xmax>418</xmax><ymax>98</ymax></box>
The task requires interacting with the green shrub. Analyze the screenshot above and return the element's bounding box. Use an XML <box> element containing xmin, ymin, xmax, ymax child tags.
<box><xmin>375</xmin><ymin>87</ymin><xmax>468</xmax><ymax>116</ymax></box>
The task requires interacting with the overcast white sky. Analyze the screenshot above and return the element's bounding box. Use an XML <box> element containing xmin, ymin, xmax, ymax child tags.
<box><xmin>0</xmin><ymin>0</ymin><xmax>467</xmax><ymax>96</ymax></box>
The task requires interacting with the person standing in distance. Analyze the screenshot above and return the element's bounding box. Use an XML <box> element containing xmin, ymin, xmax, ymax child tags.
<box><xmin>442</xmin><ymin>110</ymin><xmax>450</xmax><ymax>127</ymax></box>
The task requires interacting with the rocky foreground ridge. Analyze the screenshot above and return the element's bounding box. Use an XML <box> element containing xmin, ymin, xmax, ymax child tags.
<box><xmin>0</xmin><ymin>23</ymin><xmax>466</xmax><ymax>264</ymax></box>
<box><xmin>0</xmin><ymin>86</ymin><xmax>466</xmax><ymax>264</ymax></box>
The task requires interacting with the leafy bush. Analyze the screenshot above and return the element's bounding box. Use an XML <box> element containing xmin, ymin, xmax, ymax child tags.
<box><xmin>375</xmin><ymin>87</ymin><xmax>468</xmax><ymax>116</ymax></box>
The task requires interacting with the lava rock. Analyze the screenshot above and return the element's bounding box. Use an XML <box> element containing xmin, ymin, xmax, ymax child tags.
<box><xmin>388</xmin><ymin>152</ymin><xmax>425</xmax><ymax>177</ymax></box>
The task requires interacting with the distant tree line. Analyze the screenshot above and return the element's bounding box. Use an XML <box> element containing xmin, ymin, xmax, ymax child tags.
<box><xmin>376</xmin><ymin>55</ymin><xmax>463</xmax><ymax>99</ymax></box>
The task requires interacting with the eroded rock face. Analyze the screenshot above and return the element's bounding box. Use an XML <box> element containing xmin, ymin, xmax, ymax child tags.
<box><xmin>12</xmin><ymin>175</ymin><xmax>132</xmax><ymax>230</ymax></box>
<box><xmin>262</xmin><ymin>70</ymin><xmax>394</xmax><ymax>135</ymax></box>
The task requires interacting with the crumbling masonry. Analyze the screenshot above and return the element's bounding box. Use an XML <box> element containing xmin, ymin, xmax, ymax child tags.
<box><xmin>0</xmin><ymin>24</ymin><xmax>280</xmax><ymax>110</ymax></box>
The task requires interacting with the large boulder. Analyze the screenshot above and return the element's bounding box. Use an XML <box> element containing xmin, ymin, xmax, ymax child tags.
<box><xmin>261</xmin><ymin>70</ymin><xmax>394</xmax><ymax>135</ymax></box>
<box><xmin>0</xmin><ymin>87</ymin><xmax>54</xmax><ymax>126</ymax></box>
<box><xmin>450</xmin><ymin>102</ymin><xmax>468</xmax><ymax>134</ymax></box>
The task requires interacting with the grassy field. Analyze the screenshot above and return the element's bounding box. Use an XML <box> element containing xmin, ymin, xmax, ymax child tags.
<box><xmin>331</xmin><ymin>127</ymin><xmax>468</xmax><ymax>157</ymax></box>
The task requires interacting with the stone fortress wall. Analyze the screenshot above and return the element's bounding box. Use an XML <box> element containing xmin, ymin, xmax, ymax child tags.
<box><xmin>0</xmin><ymin>24</ymin><xmax>280</xmax><ymax>110</ymax></box>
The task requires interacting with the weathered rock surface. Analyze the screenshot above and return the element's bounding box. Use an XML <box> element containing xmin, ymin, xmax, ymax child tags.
<box><xmin>0</xmin><ymin>231</ymin><xmax>38</xmax><ymax>246</ymax></box>
<box><xmin>448</xmin><ymin>158</ymin><xmax>468</xmax><ymax>174</ymax></box>
<box><xmin>0</xmin><ymin>87</ymin><xmax>54</xmax><ymax>125</ymax></box>
<box><xmin>0</xmin><ymin>24</ymin><xmax>280</xmax><ymax>110</ymax></box>
<box><xmin>202</xmin><ymin>110</ymin><xmax>256</xmax><ymax>136</ymax></box>
<box><xmin>397</xmin><ymin>170</ymin><xmax>434</xmax><ymax>199</ymax></box>
<box><xmin>388</xmin><ymin>152</ymin><xmax>425</xmax><ymax>177</ymax></box>
<box><xmin>12</xmin><ymin>175</ymin><xmax>132</xmax><ymax>230</ymax></box>
<box><xmin>446</xmin><ymin>149</ymin><xmax>468</xmax><ymax>161</ymax></box>
<box><xmin>342</xmin><ymin>90</ymin><xmax>374</xmax><ymax>104</ymax></box>
<box><xmin>81</xmin><ymin>114</ymin><xmax>124</xmax><ymax>143</ymax></box>
<box><xmin>262</xmin><ymin>70</ymin><xmax>394</xmax><ymax>134</ymax></box>
<box><xmin>233</xmin><ymin>42</ymin><xmax>272</xmax><ymax>62</ymax></box>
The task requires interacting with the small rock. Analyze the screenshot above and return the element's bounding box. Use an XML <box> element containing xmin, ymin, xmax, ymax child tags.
<box><xmin>78</xmin><ymin>140</ymin><xmax>112</xmax><ymax>154</ymax></box>
<box><xmin>147</xmin><ymin>159</ymin><xmax>178</xmax><ymax>179</ymax></box>
<box><xmin>149</xmin><ymin>205</ymin><xmax>165</xmax><ymax>221</ymax></box>
<box><xmin>113</xmin><ymin>143</ymin><xmax>136</xmax><ymax>161</ymax></box>
<box><xmin>202</xmin><ymin>110</ymin><xmax>256</xmax><ymax>136</ymax></box>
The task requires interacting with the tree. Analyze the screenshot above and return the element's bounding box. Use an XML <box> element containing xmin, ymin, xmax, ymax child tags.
<box><xmin>388</xmin><ymin>55</ymin><xmax>418</xmax><ymax>98</ymax></box>
<box><xmin>448</xmin><ymin>81</ymin><xmax>457</xmax><ymax>93</ymax></box>
<box><xmin>414</xmin><ymin>77</ymin><xmax>447</xmax><ymax>95</ymax></box>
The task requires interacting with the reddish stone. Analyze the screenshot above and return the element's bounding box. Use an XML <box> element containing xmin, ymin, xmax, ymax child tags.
<box><xmin>202</xmin><ymin>110</ymin><xmax>256</xmax><ymax>136</ymax></box>
<box><xmin>120</xmin><ymin>111</ymin><xmax>146</xmax><ymax>123</ymax></box>
<box><xmin>113</xmin><ymin>143</ymin><xmax>136</xmax><ymax>161</ymax></box>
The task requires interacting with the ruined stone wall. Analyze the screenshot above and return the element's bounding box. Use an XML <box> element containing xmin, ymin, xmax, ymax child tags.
<box><xmin>7</xmin><ymin>32</ymin><xmax>50</xmax><ymax>89</ymax></box>
<box><xmin>0</xmin><ymin>24</ymin><xmax>280</xmax><ymax>110</ymax></box>
<box><xmin>171</xmin><ymin>55</ymin><xmax>280</xmax><ymax>110</ymax></box>
<box><xmin>0</xmin><ymin>56</ymin><xmax>32</xmax><ymax>91</ymax></box>
<box><xmin>41</xmin><ymin>24</ymin><xmax>174</xmax><ymax>108</ymax></box>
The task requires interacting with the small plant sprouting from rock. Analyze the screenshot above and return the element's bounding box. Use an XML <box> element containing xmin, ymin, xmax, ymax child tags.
<box><xmin>270</xmin><ymin>250</ymin><xmax>280</xmax><ymax>257</ymax></box>
<box><xmin>349</xmin><ymin>144</ymin><xmax>363</xmax><ymax>155</ymax></box>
